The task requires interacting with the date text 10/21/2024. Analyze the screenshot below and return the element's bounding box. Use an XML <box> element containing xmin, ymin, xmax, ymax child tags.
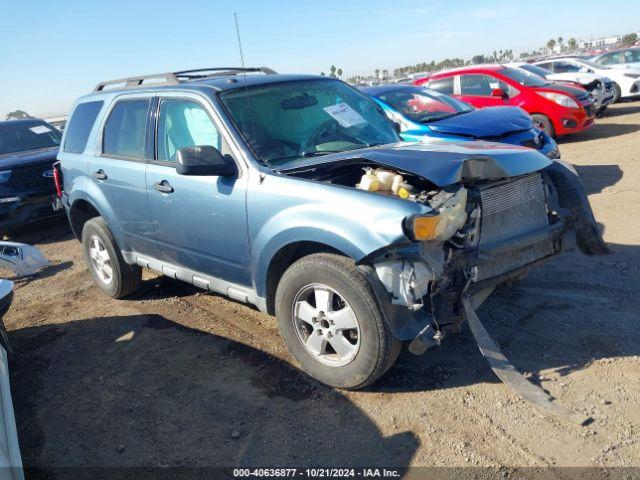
<box><xmin>232</xmin><ymin>468</ymin><xmax>401</xmax><ymax>478</ymax></box>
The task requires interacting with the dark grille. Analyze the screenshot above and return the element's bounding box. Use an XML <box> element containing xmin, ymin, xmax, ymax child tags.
<box><xmin>11</xmin><ymin>163</ymin><xmax>55</xmax><ymax>193</ymax></box>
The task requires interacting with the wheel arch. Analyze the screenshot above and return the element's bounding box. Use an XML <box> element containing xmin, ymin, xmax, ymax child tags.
<box><xmin>67</xmin><ymin>187</ymin><xmax>130</xmax><ymax>251</ymax></box>
<box><xmin>263</xmin><ymin>240</ymin><xmax>350</xmax><ymax>315</ymax></box>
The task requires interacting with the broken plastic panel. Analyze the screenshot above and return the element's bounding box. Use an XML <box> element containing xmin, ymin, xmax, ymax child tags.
<box><xmin>0</xmin><ymin>242</ymin><xmax>50</xmax><ymax>278</ymax></box>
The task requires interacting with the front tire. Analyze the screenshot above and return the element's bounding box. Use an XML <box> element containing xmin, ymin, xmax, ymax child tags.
<box><xmin>82</xmin><ymin>217</ymin><xmax>141</xmax><ymax>298</ymax></box>
<box><xmin>611</xmin><ymin>82</ymin><xmax>622</xmax><ymax>103</ymax></box>
<box><xmin>275</xmin><ymin>253</ymin><xmax>401</xmax><ymax>390</ymax></box>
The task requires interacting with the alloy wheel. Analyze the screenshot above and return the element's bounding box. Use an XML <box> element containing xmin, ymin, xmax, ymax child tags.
<box><xmin>88</xmin><ymin>234</ymin><xmax>113</xmax><ymax>285</ymax></box>
<box><xmin>292</xmin><ymin>283</ymin><xmax>361</xmax><ymax>367</ymax></box>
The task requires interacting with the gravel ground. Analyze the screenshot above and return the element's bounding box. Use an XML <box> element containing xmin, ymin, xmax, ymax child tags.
<box><xmin>4</xmin><ymin>101</ymin><xmax>640</xmax><ymax>477</ymax></box>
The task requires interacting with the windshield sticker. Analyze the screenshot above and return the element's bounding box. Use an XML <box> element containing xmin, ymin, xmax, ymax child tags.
<box><xmin>29</xmin><ymin>125</ymin><xmax>51</xmax><ymax>134</ymax></box>
<box><xmin>323</xmin><ymin>103</ymin><xmax>367</xmax><ymax>128</ymax></box>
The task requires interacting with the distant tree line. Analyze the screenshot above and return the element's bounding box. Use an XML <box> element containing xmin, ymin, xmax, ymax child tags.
<box><xmin>6</xmin><ymin>110</ymin><xmax>32</xmax><ymax>120</ymax></box>
<box><xmin>339</xmin><ymin>30</ymin><xmax>639</xmax><ymax>83</ymax></box>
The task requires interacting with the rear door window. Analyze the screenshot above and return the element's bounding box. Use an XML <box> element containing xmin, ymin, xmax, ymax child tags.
<box><xmin>460</xmin><ymin>74</ymin><xmax>507</xmax><ymax>96</ymax></box>
<box><xmin>102</xmin><ymin>99</ymin><xmax>150</xmax><ymax>159</ymax></box>
<box><xmin>156</xmin><ymin>99</ymin><xmax>221</xmax><ymax>162</ymax></box>
<box><xmin>552</xmin><ymin>62</ymin><xmax>581</xmax><ymax>73</ymax></box>
<box><xmin>428</xmin><ymin>77</ymin><xmax>454</xmax><ymax>94</ymax></box>
<box><xmin>63</xmin><ymin>101</ymin><xmax>103</xmax><ymax>154</ymax></box>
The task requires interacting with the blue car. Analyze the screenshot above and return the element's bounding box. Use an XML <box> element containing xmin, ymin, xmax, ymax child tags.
<box><xmin>59</xmin><ymin>69</ymin><xmax>603</xmax><ymax>390</ymax></box>
<box><xmin>362</xmin><ymin>84</ymin><xmax>560</xmax><ymax>159</ymax></box>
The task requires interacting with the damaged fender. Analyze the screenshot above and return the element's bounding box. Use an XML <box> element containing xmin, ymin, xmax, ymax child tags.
<box><xmin>543</xmin><ymin>161</ymin><xmax>610</xmax><ymax>255</ymax></box>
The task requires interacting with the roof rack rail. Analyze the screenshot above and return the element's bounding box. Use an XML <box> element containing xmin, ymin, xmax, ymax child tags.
<box><xmin>92</xmin><ymin>67</ymin><xmax>277</xmax><ymax>92</ymax></box>
<box><xmin>93</xmin><ymin>73</ymin><xmax>180</xmax><ymax>92</ymax></box>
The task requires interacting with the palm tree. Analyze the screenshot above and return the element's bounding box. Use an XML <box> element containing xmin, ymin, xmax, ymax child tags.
<box><xmin>546</xmin><ymin>39</ymin><xmax>556</xmax><ymax>52</ymax></box>
<box><xmin>337</xmin><ymin>68</ymin><xmax>343</xmax><ymax>78</ymax></box>
<box><xmin>568</xmin><ymin>37</ymin><xmax>577</xmax><ymax>50</ymax></box>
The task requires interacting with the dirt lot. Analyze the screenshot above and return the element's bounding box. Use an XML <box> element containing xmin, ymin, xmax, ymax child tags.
<box><xmin>5</xmin><ymin>101</ymin><xmax>640</xmax><ymax>477</ymax></box>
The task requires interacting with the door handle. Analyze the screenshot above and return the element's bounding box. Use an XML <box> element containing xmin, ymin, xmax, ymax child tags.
<box><xmin>93</xmin><ymin>169</ymin><xmax>107</xmax><ymax>180</ymax></box>
<box><xmin>154</xmin><ymin>180</ymin><xmax>174</xmax><ymax>194</ymax></box>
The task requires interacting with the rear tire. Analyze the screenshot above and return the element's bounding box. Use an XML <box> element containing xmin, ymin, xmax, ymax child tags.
<box><xmin>82</xmin><ymin>217</ymin><xmax>141</xmax><ymax>298</ymax></box>
<box><xmin>611</xmin><ymin>82</ymin><xmax>622</xmax><ymax>103</ymax></box>
<box><xmin>275</xmin><ymin>253</ymin><xmax>401</xmax><ymax>390</ymax></box>
<box><xmin>531</xmin><ymin>114</ymin><xmax>555</xmax><ymax>138</ymax></box>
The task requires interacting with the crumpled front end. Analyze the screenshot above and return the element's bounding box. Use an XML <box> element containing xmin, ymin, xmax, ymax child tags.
<box><xmin>359</xmin><ymin>160</ymin><xmax>607</xmax><ymax>345</ymax></box>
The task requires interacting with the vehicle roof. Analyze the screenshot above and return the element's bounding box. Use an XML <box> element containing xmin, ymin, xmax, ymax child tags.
<box><xmin>593</xmin><ymin>46</ymin><xmax>640</xmax><ymax>55</ymax></box>
<box><xmin>360</xmin><ymin>84</ymin><xmax>414</xmax><ymax>95</ymax></box>
<box><xmin>81</xmin><ymin>73</ymin><xmax>326</xmax><ymax>101</ymax></box>
<box><xmin>188</xmin><ymin>73</ymin><xmax>323</xmax><ymax>91</ymax></box>
<box><xmin>430</xmin><ymin>64</ymin><xmax>507</xmax><ymax>77</ymax></box>
<box><xmin>0</xmin><ymin>118</ymin><xmax>47</xmax><ymax>127</ymax></box>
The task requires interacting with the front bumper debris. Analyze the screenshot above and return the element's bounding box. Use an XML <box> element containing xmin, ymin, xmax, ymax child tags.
<box><xmin>462</xmin><ymin>295</ymin><xmax>591</xmax><ymax>425</ymax></box>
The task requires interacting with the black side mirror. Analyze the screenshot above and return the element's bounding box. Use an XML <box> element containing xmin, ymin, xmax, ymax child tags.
<box><xmin>175</xmin><ymin>146</ymin><xmax>237</xmax><ymax>177</ymax></box>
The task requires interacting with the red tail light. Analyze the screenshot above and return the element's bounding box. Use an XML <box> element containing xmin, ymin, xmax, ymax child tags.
<box><xmin>52</xmin><ymin>161</ymin><xmax>63</xmax><ymax>198</ymax></box>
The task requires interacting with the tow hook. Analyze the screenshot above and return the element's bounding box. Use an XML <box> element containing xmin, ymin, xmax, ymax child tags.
<box><xmin>461</xmin><ymin>295</ymin><xmax>591</xmax><ymax>425</ymax></box>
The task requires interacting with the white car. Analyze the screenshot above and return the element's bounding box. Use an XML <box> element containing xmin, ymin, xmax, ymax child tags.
<box><xmin>509</xmin><ymin>62</ymin><xmax>614</xmax><ymax>113</ymax></box>
<box><xmin>533</xmin><ymin>57</ymin><xmax>640</xmax><ymax>103</ymax></box>
<box><xmin>0</xmin><ymin>280</ymin><xmax>23</xmax><ymax>480</ymax></box>
<box><xmin>591</xmin><ymin>48</ymin><xmax>640</xmax><ymax>70</ymax></box>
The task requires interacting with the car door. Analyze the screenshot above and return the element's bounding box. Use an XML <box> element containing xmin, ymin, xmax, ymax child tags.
<box><xmin>91</xmin><ymin>96</ymin><xmax>158</xmax><ymax>256</ymax></box>
<box><xmin>456</xmin><ymin>74</ymin><xmax>511</xmax><ymax>108</ymax></box>
<box><xmin>145</xmin><ymin>94</ymin><xmax>251</xmax><ymax>286</ymax></box>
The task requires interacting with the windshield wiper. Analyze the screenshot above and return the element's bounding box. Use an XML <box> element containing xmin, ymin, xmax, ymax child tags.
<box><xmin>302</xmin><ymin>150</ymin><xmax>343</xmax><ymax>157</ymax></box>
<box><xmin>420</xmin><ymin>112</ymin><xmax>462</xmax><ymax>123</ymax></box>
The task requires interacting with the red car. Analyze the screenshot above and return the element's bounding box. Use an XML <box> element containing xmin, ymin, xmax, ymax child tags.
<box><xmin>415</xmin><ymin>65</ymin><xmax>595</xmax><ymax>137</ymax></box>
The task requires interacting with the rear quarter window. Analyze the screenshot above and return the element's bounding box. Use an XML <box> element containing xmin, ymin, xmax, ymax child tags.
<box><xmin>428</xmin><ymin>77</ymin><xmax>454</xmax><ymax>94</ymax></box>
<box><xmin>63</xmin><ymin>101</ymin><xmax>104</xmax><ymax>154</ymax></box>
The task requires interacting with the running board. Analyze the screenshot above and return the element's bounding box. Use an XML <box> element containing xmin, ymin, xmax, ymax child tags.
<box><xmin>461</xmin><ymin>296</ymin><xmax>591</xmax><ymax>425</ymax></box>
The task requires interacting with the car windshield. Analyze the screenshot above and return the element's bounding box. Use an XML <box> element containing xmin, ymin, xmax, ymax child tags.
<box><xmin>499</xmin><ymin>67</ymin><xmax>548</xmax><ymax>87</ymax></box>
<box><xmin>375</xmin><ymin>86</ymin><xmax>473</xmax><ymax>123</ymax></box>
<box><xmin>219</xmin><ymin>79</ymin><xmax>400</xmax><ymax>167</ymax></box>
<box><xmin>518</xmin><ymin>64</ymin><xmax>552</xmax><ymax>78</ymax></box>
<box><xmin>578</xmin><ymin>59</ymin><xmax>610</xmax><ymax>69</ymax></box>
<box><xmin>0</xmin><ymin>121</ymin><xmax>62</xmax><ymax>156</ymax></box>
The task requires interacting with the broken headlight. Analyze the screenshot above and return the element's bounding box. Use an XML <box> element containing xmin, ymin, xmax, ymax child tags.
<box><xmin>405</xmin><ymin>187</ymin><xmax>468</xmax><ymax>241</ymax></box>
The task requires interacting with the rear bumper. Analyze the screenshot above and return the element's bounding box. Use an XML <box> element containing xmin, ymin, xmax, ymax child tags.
<box><xmin>0</xmin><ymin>193</ymin><xmax>63</xmax><ymax>231</ymax></box>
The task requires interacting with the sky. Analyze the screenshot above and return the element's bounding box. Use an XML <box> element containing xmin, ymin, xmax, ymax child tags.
<box><xmin>1</xmin><ymin>0</ymin><xmax>639</xmax><ymax>118</ymax></box>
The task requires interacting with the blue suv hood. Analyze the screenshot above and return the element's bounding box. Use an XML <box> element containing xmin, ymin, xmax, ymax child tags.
<box><xmin>280</xmin><ymin>141</ymin><xmax>552</xmax><ymax>187</ymax></box>
<box><xmin>0</xmin><ymin>147</ymin><xmax>59</xmax><ymax>169</ymax></box>
<box><xmin>426</xmin><ymin>107</ymin><xmax>532</xmax><ymax>138</ymax></box>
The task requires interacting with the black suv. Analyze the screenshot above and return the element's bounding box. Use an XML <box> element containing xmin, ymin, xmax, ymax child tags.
<box><xmin>0</xmin><ymin>119</ymin><xmax>63</xmax><ymax>234</ymax></box>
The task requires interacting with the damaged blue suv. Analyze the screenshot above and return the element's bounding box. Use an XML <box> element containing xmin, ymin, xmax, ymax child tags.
<box><xmin>58</xmin><ymin>68</ymin><xmax>607</xmax><ymax>391</ymax></box>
